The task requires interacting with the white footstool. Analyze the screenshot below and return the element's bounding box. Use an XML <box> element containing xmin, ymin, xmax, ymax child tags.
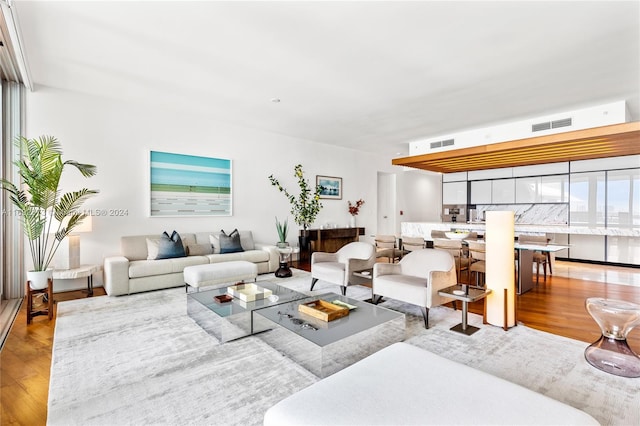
<box><xmin>184</xmin><ymin>261</ymin><xmax>258</xmax><ymax>292</ymax></box>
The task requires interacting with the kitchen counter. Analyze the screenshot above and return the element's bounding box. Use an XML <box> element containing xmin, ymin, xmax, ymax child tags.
<box><xmin>402</xmin><ymin>222</ymin><xmax>640</xmax><ymax>238</ymax></box>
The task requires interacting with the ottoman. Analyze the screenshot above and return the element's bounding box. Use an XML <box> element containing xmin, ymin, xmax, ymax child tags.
<box><xmin>184</xmin><ymin>261</ymin><xmax>258</xmax><ymax>292</ymax></box>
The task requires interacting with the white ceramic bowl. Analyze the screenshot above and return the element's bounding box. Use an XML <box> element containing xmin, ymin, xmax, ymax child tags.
<box><xmin>445</xmin><ymin>231</ymin><xmax>470</xmax><ymax>240</ymax></box>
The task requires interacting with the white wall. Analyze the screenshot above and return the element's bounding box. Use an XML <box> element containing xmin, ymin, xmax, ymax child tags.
<box><xmin>396</xmin><ymin>169</ymin><xmax>442</xmax><ymax>225</ymax></box>
<box><xmin>25</xmin><ymin>87</ymin><xmax>400</xmax><ymax>289</ymax></box>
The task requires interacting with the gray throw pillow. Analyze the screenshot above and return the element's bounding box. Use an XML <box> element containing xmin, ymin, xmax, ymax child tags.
<box><xmin>186</xmin><ymin>243</ymin><xmax>213</xmax><ymax>256</ymax></box>
<box><xmin>147</xmin><ymin>231</ymin><xmax>186</xmax><ymax>260</ymax></box>
<box><xmin>219</xmin><ymin>229</ymin><xmax>244</xmax><ymax>254</ymax></box>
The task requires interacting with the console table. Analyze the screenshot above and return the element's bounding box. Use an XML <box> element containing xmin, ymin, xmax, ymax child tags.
<box><xmin>304</xmin><ymin>227</ymin><xmax>365</xmax><ymax>253</ymax></box>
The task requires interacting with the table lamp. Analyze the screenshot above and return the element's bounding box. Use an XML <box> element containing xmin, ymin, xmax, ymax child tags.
<box><xmin>53</xmin><ymin>216</ymin><xmax>92</xmax><ymax>270</ymax></box>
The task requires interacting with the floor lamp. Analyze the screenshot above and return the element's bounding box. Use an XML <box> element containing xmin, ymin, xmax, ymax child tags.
<box><xmin>485</xmin><ymin>211</ymin><xmax>516</xmax><ymax>330</ymax></box>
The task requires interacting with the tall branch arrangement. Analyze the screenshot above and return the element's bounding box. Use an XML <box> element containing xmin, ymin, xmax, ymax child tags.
<box><xmin>268</xmin><ymin>164</ymin><xmax>323</xmax><ymax>230</ymax></box>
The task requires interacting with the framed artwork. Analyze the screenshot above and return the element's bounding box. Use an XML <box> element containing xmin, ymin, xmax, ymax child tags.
<box><xmin>316</xmin><ymin>175</ymin><xmax>342</xmax><ymax>200</ymax></box>
<box><xmin>149</xmin><ymin>150</ymin><xmax>232</xmax><ymax>216</ymax></box>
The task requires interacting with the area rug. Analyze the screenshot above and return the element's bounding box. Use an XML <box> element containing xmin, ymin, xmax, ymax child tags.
<box><xmin>48</xmin><ymin>270</ymin><xmax>639</xmax><ymax>425</ymax></box>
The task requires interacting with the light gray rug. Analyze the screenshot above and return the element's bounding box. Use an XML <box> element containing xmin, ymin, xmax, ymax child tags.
<box><xmin>48</xmin><ymin>270</ymin><xmax>639</xmax><ymax>425</ymax></box>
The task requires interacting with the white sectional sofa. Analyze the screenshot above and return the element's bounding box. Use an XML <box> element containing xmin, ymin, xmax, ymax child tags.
<box><xmin>103</xmin><ymin>231</ymin><xmax>279</xmax><ymax>296</ymax></box>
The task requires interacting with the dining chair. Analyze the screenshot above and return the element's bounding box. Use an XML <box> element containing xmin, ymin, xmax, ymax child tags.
<box><xmin>467</xmin><ymin>240</ymin><xmax>486</xmax><ymax>287</ymax></box>
<box><xmin>517</xmin><ymin>234</ymin><xmax>550</xmax><ymax>283</ymax></box>
<box><xmin>400</xmin><ymin>236</ymin><xmax>426</xmax><ymax>254</ymax></box>
<box><xmin>432</xmin><ymin>238</ymin><xmax>470</xmax><ymax>284</ymax></box>
<box><xmin>374</xmin><ymin>235</ymin><xmax>402</xmax><ymax>263</ymax></box>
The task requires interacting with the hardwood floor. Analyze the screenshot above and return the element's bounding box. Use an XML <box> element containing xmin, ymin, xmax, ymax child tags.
<box><xmin>1</xmin><ymin>262</ymin><xmax>639</xmax><ymax>425</ymax></box>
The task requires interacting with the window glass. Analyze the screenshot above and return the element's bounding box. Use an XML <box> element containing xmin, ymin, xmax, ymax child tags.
<box><xmin>569</xmin><ymin>172</ymin><xmax>605</xmax><ymax>226</ymax></box>
<box><xmin>607</xmin><ymin>169</ymin><xmax>640</xmax><ymax>228</ymax></box>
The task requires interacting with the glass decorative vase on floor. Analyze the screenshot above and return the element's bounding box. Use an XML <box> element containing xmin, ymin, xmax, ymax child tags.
<box><xmin>584</xmin><ymin>297</ymin><xmax>640</xmax><ymax>378</ymax></box>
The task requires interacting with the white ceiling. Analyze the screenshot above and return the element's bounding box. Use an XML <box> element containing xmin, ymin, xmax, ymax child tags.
<box><xmin>12</xmin><ymin>0</ymin><xmax>640</xmax><ymax>158</ymax></box>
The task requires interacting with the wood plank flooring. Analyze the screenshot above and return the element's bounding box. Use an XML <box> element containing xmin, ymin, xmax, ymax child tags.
<box><xmin>1</xmin><ymin>262</ymin><xmax>639</xmax><ymax>426</ymax></box>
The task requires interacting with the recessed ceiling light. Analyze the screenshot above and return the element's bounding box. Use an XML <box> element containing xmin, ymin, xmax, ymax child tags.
<box><xmin>271</xmin><ymin>98</ymin><xmax>281</xmax><ymax>103</ymax></box>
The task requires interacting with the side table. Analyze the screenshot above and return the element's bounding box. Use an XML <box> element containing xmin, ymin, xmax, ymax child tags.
<box><xmin>439</xmin><ymin>285</ymin><xmax>492</xmax><ymax>336</ymax></box>
<box><xmin>53</xmin><ymin>264</ymin><xmax>102</xmax><ymax>296</ymax></box>
<box><xmin>275</xmin><ymin>246</ymin><xmax>300</xmax><ymax>278</ymax></box>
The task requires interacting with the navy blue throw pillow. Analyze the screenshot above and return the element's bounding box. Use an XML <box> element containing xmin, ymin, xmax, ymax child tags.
<box><xmin>219</xmin><ymin>229</ymin><xmax>244</xmax><ymax>254</ymax></box>
<box><xmin>147</xmin><ymin>230</ymin><xmax>186</xmax><ymax>260</ymax></box>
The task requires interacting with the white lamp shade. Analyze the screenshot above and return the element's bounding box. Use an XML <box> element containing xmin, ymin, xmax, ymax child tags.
<box><xmin>485</xmin><ymin>211</ymin><xmax>516</xmax><ymax>328</ymax></box>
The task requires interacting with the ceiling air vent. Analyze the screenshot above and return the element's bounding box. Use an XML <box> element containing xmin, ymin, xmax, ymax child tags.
<box><xmin>532</xmin><ymin>121</ymin><xmax>551</xmax><ymax>132</ymax></box>
<box><xmin>430</xmin><ymin>139</ymin><xmax>455</xmax><ymax>149</ymax></box>
<box><xmin>532</xmin><ymin>117</ymin><xmax>572</xmax><ymax>132</ymax></box>
<box><xmin>552</xmin><ymin>117</ymin><xmax>572</xmax><ymax>128</ymax></box>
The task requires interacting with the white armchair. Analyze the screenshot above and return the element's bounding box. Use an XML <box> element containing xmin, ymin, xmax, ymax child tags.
<box><xmin>372</xmin><ymin>249</ymin><xmax>457</xmax><ymax>328</ymax></box>
<box><xmin>311</xmin><ymin>242</ymin><xmax>376</xmax><ymax>295</ymax></box>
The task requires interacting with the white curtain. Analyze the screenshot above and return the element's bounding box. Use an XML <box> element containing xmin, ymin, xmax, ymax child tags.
<box><xmin>1</xmin><ymin>80</ymin><xmax>25</xmax><ymax>300</ymax></box>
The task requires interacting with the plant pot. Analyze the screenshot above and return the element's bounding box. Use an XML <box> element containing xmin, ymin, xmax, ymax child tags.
<box><xmin>276</xmin><ymin>242</ymin><xmax>290</xmax><ymax>249</ymax></box>
<box><xmin>27</xmin><ymin>269</ymin><xmax>53</xmax><ymax>290</ymax></box>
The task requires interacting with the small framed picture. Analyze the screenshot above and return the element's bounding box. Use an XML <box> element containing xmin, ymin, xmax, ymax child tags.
<box><xmin>316</xmin><ymin>175</ymin><xmax>342</xmax><ymax>200</ymax></box>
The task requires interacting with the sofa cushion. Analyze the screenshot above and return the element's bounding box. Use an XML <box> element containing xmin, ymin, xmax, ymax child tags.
<box><xmin>219</xmin><ymin>229</ymin><xmax>244</xmax><ymax>254</ymax></box>
<box><xmin>207</xmin><ymin>249</ymin><xmax>269</xmax><ymax>264</ymax></box>
<box><xmin>169</xmin><ymin>256</ymin><xmax>208</xmax><ymax>273</ymax></box>
<box><xmin>129</xmin><ymin>259</ymin><xmax>173</xmax><ymax>278</ymax></box>
<box><xmin>146</xmin><ymin>231</ymin><xmax>186</xmax><ymax>260</ymax></box>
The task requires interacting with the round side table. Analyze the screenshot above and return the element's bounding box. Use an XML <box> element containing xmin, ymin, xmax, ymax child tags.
<box><xmin>275</xmin><ymin>246</ymin><xmax>300</xmax><ymax>278</ymax></box>
<box><xmin>584</xmin><ymin>297</ymin><xmax>640</xmax><ymax>378</ymax></box>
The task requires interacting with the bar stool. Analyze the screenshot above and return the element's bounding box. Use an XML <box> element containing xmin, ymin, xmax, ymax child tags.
<box><xmin>26</xmin><ymin>278</ymin><xmax>53</xmax><ymax>324</ymax></box>
<box><xmin>584</xmin><ymin>297</ymin><xmax>640</xmax><ymax>378</ymax></box>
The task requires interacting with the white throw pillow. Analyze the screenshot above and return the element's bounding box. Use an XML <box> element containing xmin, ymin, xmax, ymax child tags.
<box><xmin>209</xmin><ymin>233</ymin><xmax>221</xmax><ymax>254</ymax></box>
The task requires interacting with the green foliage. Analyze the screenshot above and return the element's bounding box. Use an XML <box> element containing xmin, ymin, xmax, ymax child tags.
<box><xmin>275</xmin><ymin>216</ymin><xmax>288</xmax><ymax>243</ymax></box>
<box><xmin>268</xmin><ymin>164</ymin><xmax>323</xmax><ymax>230</ymax></box>
<box><xmin>0</xmin><ymin>136</ymin><xmax>99</xmax><ymax>271</ymax></box>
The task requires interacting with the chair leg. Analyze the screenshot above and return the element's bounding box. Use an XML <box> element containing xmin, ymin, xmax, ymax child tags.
<box><xmin>547</xmin><ymin>252</ymin><xmax>553</xmax><ymax>275</ymax></box>
<box><xmin>420</xmin><ymin>307</ymin><xmax>430</xmax><ymax>329</ymax></box>
<box><xmin>372</xmin><ymin>294</ymin><xmax>383</xmax><ymax>304</ymax></box>
<box><xmin>310</xmin><ymin>278</ymin><xmax>318</xmax><ymax>291</ymax></box>
<box><xmin>341</xmin><ymin>286</ymin><xmax>346</xmax><ymax>296</ymax></box>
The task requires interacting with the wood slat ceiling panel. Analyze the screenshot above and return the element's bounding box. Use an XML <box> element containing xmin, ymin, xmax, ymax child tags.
<box><xmin>392</xmin><ymin>122</ymin><xmax>640</xmax><ymax>173</ymax></box>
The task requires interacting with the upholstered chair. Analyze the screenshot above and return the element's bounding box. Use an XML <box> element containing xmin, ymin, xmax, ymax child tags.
<box><xmin>375</xmin><ymin>235</ymin><xmax>401</xmax><ymax>263</ymax></box>
<box><xmin>310</xmin><ymin>241</ymin><xmax>376</xmax><ymax>295</ymax></box>
<box><xmin>372</xmin><ymin>249</ymin><xmax>457</xmax><ymax>328</ymax></box>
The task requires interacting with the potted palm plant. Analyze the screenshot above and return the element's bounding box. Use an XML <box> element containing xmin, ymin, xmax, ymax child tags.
<box><xmin>0</xmin><ymin>136</ymin><xmax>98</xmax><ymax>289</ymax></box>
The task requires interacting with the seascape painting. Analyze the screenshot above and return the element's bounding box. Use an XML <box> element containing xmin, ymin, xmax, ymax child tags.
<box><xmin>317</xmin><ymin>175</ymin><xmax>342</xmax><ymax>199</ymax></box>
<box><xmin>150</xmin><ymin>151</ymin><xmax>232</xmax><ymax>216</ymax></box>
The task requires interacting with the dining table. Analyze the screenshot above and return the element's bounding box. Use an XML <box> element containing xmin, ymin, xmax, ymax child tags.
<box><xmin>513</xmin><ymin>242</ymin><xmax>570</xmax><ymax>294</ymax></box>
<box><xmin>461</xmin><ymin>239</ymin><xmax>569</xmax><ymax>294</ymax></box>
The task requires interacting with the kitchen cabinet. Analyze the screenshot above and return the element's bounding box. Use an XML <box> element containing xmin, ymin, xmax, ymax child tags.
<box><xmin>492</xmin><ymin>179</ymin><xmax>515</xmax><ymax>203</ymax></box>
<box><xmin>443</xmin><ymin>181</ymin><xmax>467</xmax><ymax>205</ymax></box>
<box><xmin>470</xmin><ymin>181</ymin><xmax>491</xmax><ymax>204</ymax></box>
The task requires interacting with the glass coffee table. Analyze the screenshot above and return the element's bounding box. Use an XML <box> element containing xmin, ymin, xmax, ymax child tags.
<box><xmin>255</xmin><ymin>292</ymin><xmax>405</xmax><ymax>377</ymax></box>
<box><xmin>187</xmin><ymin>281</ymin><xmax>307</xmax><ymax>343</ymax></box>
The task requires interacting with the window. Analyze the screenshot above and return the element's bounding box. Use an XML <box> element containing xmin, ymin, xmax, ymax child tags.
<box><xmin>569</xmin><ymin>172</ymin><xmax>605</xmax><ymax>226</ymax></box>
